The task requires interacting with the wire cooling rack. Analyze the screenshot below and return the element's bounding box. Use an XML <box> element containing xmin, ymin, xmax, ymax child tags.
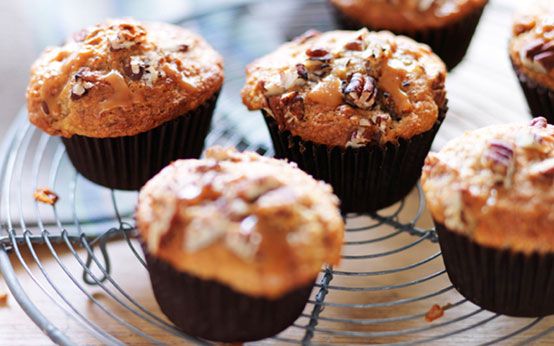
<box><xmin>0</xmin><ymin>0</ymin><xmax>552</xmax><ymax>344</ymax></box>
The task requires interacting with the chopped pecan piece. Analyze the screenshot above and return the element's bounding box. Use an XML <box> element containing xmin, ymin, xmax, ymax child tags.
<box><xmin>425</xmin><ymin>303</ymin><xmax>452</xmax><ymax>322</ymax></box>
<box><xmin>225</xmin><ymin>216</ymin><xmax>262</xmax><ymax>260</ymax></box>
<box><xmin>237</xmin><ymin>176</ymin><xmax>281</xmax><ymax>202</ymax></box>
<box><xmin>535</xmin><ymin>51</ymin><xmax>554</xmax><ymax>70</ymax></box>
<box><xmin>304</xmin><ymin>48</ymin><xmax>333</xmax><ymax>78</ymax></box>
<box><xmin>70</xmin><ymin>68</ymin><xmax>96</xmax><ymax>100</ymax></box>
<box><xmin>344</xmin><ymin>40</ymin><xmax>364</xmax><ymax>51</ymax></box>
<box><xmin>72</xmin><ymin>29</ymin><xmax>88</xmax><ymax>42</ymax></box>
<box><xmin>123</xmin><ymin>56</ymin><xmax>145</xmax><ymax>80</ymax></box>
<box><xmin>530</xmin><ymin>117</ymin><xmax>548</xmax><ymax>128</ymax></box>
<box><xmin>34</xmin><ymin>188</ymin><xmax>59</xmax><ymax>205</ymax></box>
<box><xmin>347</xmin><ymin>128</ymin><xmax>368</xmax><ymax>148</ymax></box>
<box><xmin>40</xmin><ymin>101</ymin><xmax>50</xmax><ymax>115</ymax></box>
<box><xmin>524</xmin><ymin>39</ymin><xmax>545</xmax><ymax>59</ymax></box>
<box><xmin>524</xmin><ymin>39</ymin><xmax>554</xmax><ymax>71</ymax></box>
<box><xmin>74</xmin><ymin>67</ymin><xmax>96</xmax><ymax>82</ymax></box>
<box><xmin>296</xmin><ymin>63</ymin><xmax>308</xmax><ymax>80</ymax></box>
<box><xmin>306</xmin><ymin>48</ymin><xmax>331</xmax><ymax>61</ymax></box>
<box><xmin>483</xmin><ymin>140</ymin><xmax>515</xmax><ymax>178</ymax></box>
<box><xmin>178</xmin><ymin>44</ymin><xmax>189</xmax><ymax>52</ymax></box>
<box><xmin>107</xmin><ymin>23</ymin><xmax>146</xmax><ymax>51</ymax></box>
<box><xmin>342</xmin><ymin>73</ymin><xmax>377</xmax><ymax>110</ymax></box>
<box><xmin>280</xmin><ymin>91</ymin><xmax>305</xmax><ymax>121</ymax></box>
<box><xmin>293</xmin><ymin>29</ymin><xmax>321</xmax><ymax>44</ymax></box>
<box><xmin>263</xmin><ymin>81</ymin><xmax>286</xmax><ymax>97</ymax></box>
<box><xmin>529</xmin><ymin>158</ymin><xmax>554</xmax><ymax>177</ymax></box>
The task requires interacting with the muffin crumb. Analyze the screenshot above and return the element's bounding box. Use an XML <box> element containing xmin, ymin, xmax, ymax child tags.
<box><xmin>34</xmin><ymin>188</ymin><xmax>59</xmax><ymax>205</ymax></box>
<box><xmin>425</xmin><ymin>303</ymin><xmax>452</xmax><ymax>322</ymax></box>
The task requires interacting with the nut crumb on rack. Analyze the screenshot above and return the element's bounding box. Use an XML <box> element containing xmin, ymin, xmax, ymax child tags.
<box><xmin>425</xmin><ymin>303</ymin><xmax>452</xmax><ymax>322</ymax></box>
<box><xmin>34</xmin><ymin>187</ymin><xmax>59</xmax><ymax>205</ymax></box>
<box><xmin>0</xmin><ymin>279</ymin><xmax>8</xmax><ymax>305</ymax></box>
<box><xmin>90</xmin><ymin>292</ymin><xmax>106</xmax><ymax>301</ymax></box>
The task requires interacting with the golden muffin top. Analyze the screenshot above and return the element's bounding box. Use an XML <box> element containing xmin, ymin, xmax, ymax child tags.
<box><xmin>510</xmin><ymin>1</ymin><xmax>554</xmax><ymax>89</ymax></box>
<box><xmin>330</xmin><ymin>0</ymin><xmax>488</xmax><ymax>31</ymax></box>
<box><xmin>422</xmin><ymin>118</ymin><xmax>554</xmax><ymax>254</ymax></box>
<box><xmin>136</xmin><ymin>146</ymin><xmax>344</xmax><ymax>298</ymax></box>
<box><xmin>27</xmin><ymin>18</ymin><xmax>224</xmax><ymax>138</ymax></box>
<box><xmin>242</xmin><ymin>29</ymin><xmax>447</xmax><ymax>148</ymax></box>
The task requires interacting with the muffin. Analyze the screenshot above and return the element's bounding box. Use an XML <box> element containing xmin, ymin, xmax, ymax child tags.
<box><xmin>242</xmin><ymin>29</ymin><xmax>447</xmax><ymax>212</ymax></box>
<box><xmin>26</xmin><ymin>18</ymin><xmax>224</xmax><ymax>190</ymax></box>
<box><xmin>329</xmin><ymin>0</ymin><xmax>488</xmax><ymax>70</ymax></box>
<box><xmin>422</xmin><ymin>117</ymin><xmax>554</xmax><ymax>317</ymax></box>
<box><xmin>136</xmin><ymin>146</ymin><xmax>344</xmax><ymax>342</ymax></box>
<box><xmin>510</xmin><ymin>1</ymin><xmax>554</xmax><ymax>123</ymax></box>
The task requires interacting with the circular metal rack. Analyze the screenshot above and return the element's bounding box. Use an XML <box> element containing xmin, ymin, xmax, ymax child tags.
<box><xmin>0</xmin><ymin>0</ymin><xmax>552</xmax><ymax>344</ymax></box>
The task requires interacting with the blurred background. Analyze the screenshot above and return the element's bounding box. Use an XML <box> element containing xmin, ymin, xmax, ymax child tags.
<box><xmin>0</xmin><ymin>0</ymin><xmax>525</xmax><ymax>142</ymax></box>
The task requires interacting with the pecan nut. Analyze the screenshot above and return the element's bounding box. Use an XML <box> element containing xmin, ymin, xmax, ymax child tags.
<box><xmin>483</xmin><ymin>140</ymin><xmax>515</xmax><ymax>180</ymax></box>
<box><xmin>293</xmin><ymin>29</ymin><xmax>320</xmax><ymax>44</ymax></box>
<box><xmin>344</xmin><ymin>40</ymin><xmax>364</xmax><ymax>51</ymax></box>
<box><xmin>71</xmin><ymin>68</ymin><xmax>96</xmax><ymax>100</ymax></box>
<box><xmin>342</xmin><ymin>73</ymin><xmax>377</xmax><ymax>110</ymax></box>
<box><xmin>123</xmin><ymin>56</ymin><xmax>145</xmax><ymax>80</ymax></box>
<box><xmin>34</xmin><ymin>187</ymin><xmax>59</xmax><ymax>205</ymax></box>
<box><xmin>280</xmin><ymin>91</ymin><xmax>305</xmax><ymax>121</ymax></box>
<box><xmin>529</xmin><ymin>158</ymin><xmax>554</xmax><ymax>177</ymax></box>
<box><xmin>296</xmin><ymin>63</ymin><xmax>308</xmax><ymax>80</ymax></box>
<box><xmin>305</xmin><ymin>48</ymin><xmax>330</xmax><ymax>59</ymax></box>
<box><xmin>530</xmin><ymin>117</ymin><xmax>548</xmax><ymax>128</ymax></box>
<box><xmin>524</xmin><ymin>39</ymin><xmax>554</xmax><ymax>71</ymax></box>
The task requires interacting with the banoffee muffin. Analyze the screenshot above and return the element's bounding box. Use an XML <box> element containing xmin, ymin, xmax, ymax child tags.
<box><xmin>510</xmin><ymin>1</ymin><xmax>554</xmax><ymax>123</ymax></box>
<box><xmin>26</xmin><ymin>18</ymin><xmax>224</xmax><ymax>190</ymax></box>
<box><xmin>422</xmin><ymin>117</ymin><xmax>554</xmax><ymax>317</ymax></box>
<box><xmin>330</xmin><ymin>0</ymin><xmax>489</xmax><ymax>69</ymax></box>
<box><xmin>136</xmin><ymin>146</ymin><xmax>344</xmax><ymax>342</ymax></box>
<box><xmin>242</xmin><ymin>29</ymin><xmax>447</xmax><ymax>212</ymax></box>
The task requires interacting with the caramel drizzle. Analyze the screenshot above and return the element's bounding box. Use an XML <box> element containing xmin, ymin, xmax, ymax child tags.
<box><xmin>99</xmin><ymin>70</ymin><xmax>136</xmax><ymax>113</ymax></box>
<box><xmin>40</xmin><ymin>49</ymin><xmax>95</xmax><ymax>116</ymax></box>
<box><xmin>306</xmin><ymin>76</ymin><xmax>343</xmax><ymax>108</ymax></box>
<box><xmin>40</xmin><ymin>80</ymin><xmax>62</xmax><ymax>115</ymax></box>
<box><xmin>379</xmin><ymin>59</ymin><xmax>413</xmax><ymax>113</ymax></box>
<box><xmin>161</xmin><ymin>64</ymin><xmax>197</xmax><ymax>93</ymax></box>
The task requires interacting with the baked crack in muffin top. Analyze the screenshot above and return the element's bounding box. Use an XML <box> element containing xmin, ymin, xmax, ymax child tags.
<box><xmin>242</xmin><ymin>29</ymin><xmax>446</xmax><ymax>148</ymax></box>
<box><xmin>27</xmin><ymin>18</ymin><xmax>224</xmax><ymax>138</ymax></box>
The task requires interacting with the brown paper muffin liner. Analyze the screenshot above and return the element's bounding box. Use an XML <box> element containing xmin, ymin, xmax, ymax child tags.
<box><xmin>62</xmin><ymin>92</ymin><xmax>220</xmax><ymax>191</ymax></box>
<box><xmin>263</xmin><ymin>107</ymin><xmax>446</xmax><ymax>213</ymax></box>
<box><xmin>143</xmin><ymin>250</ymin><xmax>314</xmax><ymax>342</ymax></box>
<box><xmin>436</xmin><ymin>222</ymin><xmax>554</xmax><ymax>317</ymax></box>
<box><xmin>511</xmin><ymin>61</ymin><xmax>554</xmax><ymax>124</ymax></box>
<box><xmin>330</xmin><ymin>2</ymin><xmax>487</xmax><ymax>70</ymax></box>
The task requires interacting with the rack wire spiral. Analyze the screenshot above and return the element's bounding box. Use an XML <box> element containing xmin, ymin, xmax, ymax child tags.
<box><xmin>0</xmin><ymin>0</ymin><xmax>552</xmax><ymax>344</ymax></box>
